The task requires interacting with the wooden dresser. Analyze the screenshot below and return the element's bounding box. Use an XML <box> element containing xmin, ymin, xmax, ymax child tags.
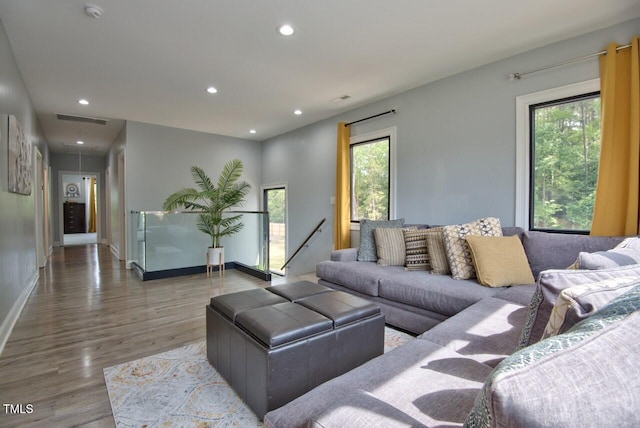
<box><xmin>64</xmin><ymin>202</ymin><xmax>86</xmax><ymax>234</ymax></box>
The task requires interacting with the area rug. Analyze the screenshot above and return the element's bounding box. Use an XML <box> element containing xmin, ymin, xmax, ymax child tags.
<box><xmin>104</xmin><ymin>327</ymin><xmax>414</xmax><ymax>427</ymax></box>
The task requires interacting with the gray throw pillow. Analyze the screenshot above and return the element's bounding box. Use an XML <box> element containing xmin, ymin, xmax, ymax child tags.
<box><xmin>575</xmin><ymin>237</ymin><xmax>640</xmax><ymax>269</ymax></box>
<box><xmin>465</xmin><ymin>285</ymin><xmax>640</xmax><ymax>428</ymax></box>
<box><xmin>357</xmin><ymin>218</ymin><xmax>405</xmax><ymax>262</ymax></box>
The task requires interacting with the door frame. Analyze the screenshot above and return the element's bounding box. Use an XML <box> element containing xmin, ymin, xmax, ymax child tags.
<box><xmin>58</xmin><ymin>170</ymin><xmax>101</xmax><ymax>246</ymax></box>
<box><xmin>261</xmin><ymin>183</ymin><xmax>288</xmax><ymax>275</ymax></box>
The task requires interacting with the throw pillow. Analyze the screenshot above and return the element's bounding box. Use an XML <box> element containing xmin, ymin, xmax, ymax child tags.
<box><xmin>357</xmin><ymin>218</ymin><xmax>405</xmax><ymax>262</ymax></box>
<box><xmin>442</xmin><ymin>217</ymin><xmax>502</xmax><ymax>280</ymax></box>
<box><xmin>466</xmin><ymin>285</ymin><xmax>640</xmax><ymax>428</ymax></box>
<box><xmin>424</xmin><ymin>227</ymin><xmax>450</xmax><ymax>274</ymax></box>
<box><xmin>516</xmin><ymin>263</ymin><xmax>640</xmax><ymax>349</ymax></box>
<box><xmin>542</xmin><ymin>276</ymin><xmax>639</xmax><ymax>339</ymax></box>
<box><xmin>374</xmin><ymin>227</ymin><xmax>409</xmax><ymax>266</ymax></box>
<box><xmin>572</xmin><ymin>237</ymin><xmax>640</xmax><ymax>270</ymax></box>
<box><xmin>465</xmin><ymin>235</ymin><xmax>534</xmax><ymax>287</ymax></box>
<box><xmin>403</xmin><ymin>229</ymin><xmax>430</xmax><ymax>271</ymax></box>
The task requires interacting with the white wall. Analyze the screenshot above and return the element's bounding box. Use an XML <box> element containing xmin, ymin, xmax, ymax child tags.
<box><xmin>0</xmin><ymin>18</ymin><xmax>49</xmax><ymax>353</ymax></box>
<box><xmin>124</xmin><ymin>121</ymin><xmax>262</xmax><ymax>266</ymax></box>
<box><xmin>261</xmin><ymin>18</ymin><xmax>640</xmax><ymax>276</ymax></box>
<box><xmin>106</xmin><ymin>126</ymin><xmax>126</xmax><ymax>254</ymax></box>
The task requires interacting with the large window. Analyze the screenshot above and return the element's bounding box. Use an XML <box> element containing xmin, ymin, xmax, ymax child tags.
<box><xmin>351</xmin><ymin>137</ymin><xmax>390</xmax><ymax>221</ymax></box>
<box><xmin>530</xmin><ymin>92</ymin><xmax>601</xmax><ymax>232</ymax></box>
<box><xmin>349</xmin><ymin>127</ymin><xmax>396</xmax><ymax>224</ymax></box>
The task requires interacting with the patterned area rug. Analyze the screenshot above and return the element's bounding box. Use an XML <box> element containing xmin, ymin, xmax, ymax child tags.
<box><xmin>104</xmin><ymin>327</ymin><xmax>414</xmax><ymax>427</ymax></box>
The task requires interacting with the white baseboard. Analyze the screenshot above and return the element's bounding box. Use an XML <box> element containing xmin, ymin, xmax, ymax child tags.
<box><xmin>100</xmin><ymin>238</ymin><xmax>108</xmax><ymax>245</ymax></box>
<box><xmin>0</xmin><ymin>270</ymin><xmax>39</xmax><ymax>357</ymax></box>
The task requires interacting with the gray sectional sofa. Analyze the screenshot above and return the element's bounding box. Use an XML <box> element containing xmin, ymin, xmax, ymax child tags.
<box><xmin>316</xmin><ymin>226</ymin><xmax>623</xmax><ymax>334</ymax></box>
<box><xmin>263</xmin><ymin>228</ymin><xmax>640</xmax><ymax>427</ymax></box>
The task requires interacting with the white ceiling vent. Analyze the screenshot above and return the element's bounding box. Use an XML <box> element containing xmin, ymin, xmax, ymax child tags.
<box><xmin>56</xmin><ymin>113</ymin><xmax>109</xmax><ymax>126</ymax></box>
<box><xmin>331</xmin><ymin>94</ymin><xmax>351</xmax><ymax>103</ymax></box>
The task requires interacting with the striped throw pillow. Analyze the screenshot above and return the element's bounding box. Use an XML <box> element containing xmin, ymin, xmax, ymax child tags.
<box><xmin>425</xmin><ymin>227</ymin><xmax>450</xmax><ymax>275</ymax></box>
<box><xmin>403</xmin><ymin>229</ymin><xmax>430</xmax><ymax>271</ymax></box>
<box><xmin>374</xmin><ymin>228</ymin><xmax>408</xmax><ymax>266</ymax></box>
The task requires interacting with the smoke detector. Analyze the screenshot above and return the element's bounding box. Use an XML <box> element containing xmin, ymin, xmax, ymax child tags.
<box><xmin>84</xmin><ymin>4</ymin><xmax>103</xmax><ymax>19</ymax></box>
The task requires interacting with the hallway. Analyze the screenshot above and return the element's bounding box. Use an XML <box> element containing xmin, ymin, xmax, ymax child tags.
<box><xmin>0</xmin><ymin>244</ymin><xmax>273</xmax><ymax>427</ymax></box>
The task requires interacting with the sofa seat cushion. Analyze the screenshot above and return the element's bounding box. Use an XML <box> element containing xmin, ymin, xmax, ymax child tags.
<box><xmin>378</xmin><ymin>271</ymin><xmax>501</xmax><ymax>317</ymax></box>
<box><xmin>316</xmin><ymin>261</ymin><xmax>405</xmax><ymax>297</ymax></box>
<box><xmin>493</xmin><ymin>284</ymin><xmax>536</xmax><ymax>306</ymax></box>
<box><xmin>419</xmin><ymin>298</ymin><xmax>528</xmax><ymax>367</ymax></box>
<box><xmin>263</xmin><ymin>339</ymin><xmax>493</xmax><ymax>428</ymax></box>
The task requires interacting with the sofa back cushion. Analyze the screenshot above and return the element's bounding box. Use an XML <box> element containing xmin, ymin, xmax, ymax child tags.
<box><xmin>521</xmin><ymin>231</ymin><xmax>625</xmax><ymax>278</ymax></box>
<box><xmin>465</xmin><ymin>285</ymin><xmax>640</xmax><ymax>428</ymax></box>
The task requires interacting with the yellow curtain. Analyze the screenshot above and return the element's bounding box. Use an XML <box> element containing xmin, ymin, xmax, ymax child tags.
<box><xmin>88</xmin><ymin>177</ymin><xmax>97</xmax><ymax>233</ymax></box>
<box><xmin>334</xmin><ymin>122</ymin><xmax>351</xmax><ymax>249</ymax></box>
<box><xmin>591</xmin><ymin>37</ymin><xmax>640</xmax><ymax>236</ymax></box>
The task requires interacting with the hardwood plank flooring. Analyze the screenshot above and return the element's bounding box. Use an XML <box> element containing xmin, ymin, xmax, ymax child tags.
<box><xmin>0</xmin><ymin>244</ymin><xmax>312</xmax><ymax>427</ymax></box>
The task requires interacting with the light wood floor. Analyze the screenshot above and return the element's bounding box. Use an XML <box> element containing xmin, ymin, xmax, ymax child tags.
<box><xmin>0</xmin><ymin>244</ymin><xmax>312</xmax><ymax>427</ymax></box>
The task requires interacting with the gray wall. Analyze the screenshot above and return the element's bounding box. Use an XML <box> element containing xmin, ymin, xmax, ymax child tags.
<box><xmin>123</xmin><ymin>121</ymin><xmax>262</xmax><ymax>264</ymax></box>
<box><xmin>261</xmin><ymin>18</ymin><xmax>640</xmax><ymax>276</ymax></box>
<box><xmin>50</xmin><ymin>153</ymin><xmax>106</xmax><ymax>244</ymax></box>
<box><xmin>0</xmin><ymin>18</ymin><xmax>49</xmax><ymax>350</ymax></box>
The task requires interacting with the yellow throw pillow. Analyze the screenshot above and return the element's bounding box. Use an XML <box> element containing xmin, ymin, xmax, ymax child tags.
<box><xmin>465</xmin><ymin>235</ymin><xmax>535</xmax><ymax>287</ymax></box>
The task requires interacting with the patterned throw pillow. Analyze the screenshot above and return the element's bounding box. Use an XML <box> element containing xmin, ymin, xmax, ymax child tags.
<box><xmin>424</xmin><ymin>227</ymin><xmax>450</xmax><ymax>275</ymax></box>
<box><xmin>541</xmin><ymin>276</ymin><xmax>639</xmax><ymax>339</ymax></box>
<box><xmin>442</xmin><ymin>217</ymin><xmax>502</xmax><ymax>280</ymax></box>
<box><xmin>465</xmin><ymin>285</ymin><xmax>640</xmax><ymax>428</ymax></box>
<box><xmin>403</xmin><ymin>229</ymin><xmax>430</xmax><ymax>271</ymax></box>
<box><xmin>374</xmin><ymin>228</ymin><xmax>409</xmax><ymax>266</ymax></box>
<box><xmin>357</xmin><ymin>218</ymin><xmax>405</xmax><ymax>262</ymax></box>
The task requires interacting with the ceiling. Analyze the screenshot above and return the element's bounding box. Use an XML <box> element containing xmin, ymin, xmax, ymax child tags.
<box><xmin>1</xmin><ymin>1</ymin><xmax>638</xmax><ymax>155</ymax></box>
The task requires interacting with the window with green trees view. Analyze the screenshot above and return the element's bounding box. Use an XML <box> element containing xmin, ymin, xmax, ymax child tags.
<box><xmin>530</xmin><ymin>92</ymin><xmax>601</xmax><ymax>232</ymax></box>
<box><xmin>351</xmin><ymin>136</ymin><xmax>390</xmax><ymax>222</ymax></box>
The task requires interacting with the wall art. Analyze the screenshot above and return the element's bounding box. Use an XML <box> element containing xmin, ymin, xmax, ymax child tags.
<box><xmin>8</xmin><ymin>115</ymin><xmax>32</xmax><ymax>195</ymax></box>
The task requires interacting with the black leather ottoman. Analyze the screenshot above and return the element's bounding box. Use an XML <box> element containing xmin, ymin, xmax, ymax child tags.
<box><xmin>206</xmin><ymin>282</ymin><xmax>385</xmax><ymax>419</ymax></box>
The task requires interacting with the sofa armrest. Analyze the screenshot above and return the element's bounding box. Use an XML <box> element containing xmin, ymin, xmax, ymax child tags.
<box><xmin>331</xmin><ymin>248</ymin><xmax>359</xmax><ymax>262</ymax></box>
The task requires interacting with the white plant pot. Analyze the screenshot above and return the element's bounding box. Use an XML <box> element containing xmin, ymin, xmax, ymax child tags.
<box><xmin>207</xmin><ymin>246</ymin><xmax>225</xmax><ymax>277</ymax></box>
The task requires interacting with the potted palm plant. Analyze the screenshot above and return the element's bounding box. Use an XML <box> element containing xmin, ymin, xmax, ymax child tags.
<box><xmin>163</xmin><ymin>159</ymin><xmax>251</xmax><ymax>269</ymax></box>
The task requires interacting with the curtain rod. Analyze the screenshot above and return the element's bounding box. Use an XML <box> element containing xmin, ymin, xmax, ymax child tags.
<box><xmin>345</xmin><ymin>109</ymin><xmax>396</xmax><ymax>126</ymax></box>
<box><xmin>509</xmin><ymin>43</ymin><xmax>632</xmax><ymax>81</ymax></box>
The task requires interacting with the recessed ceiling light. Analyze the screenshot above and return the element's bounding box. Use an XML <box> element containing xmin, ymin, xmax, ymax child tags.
<box><xmin>249</xmin><ymin>129</ymin><xmax>257</xmax><ymax>134</ymax></box>
<box><xmin>294</xmin><ymin>109</ymin><xmax>302</xmax><ymax>115</ymax></box>
<box><xmin>277</xmin><ymin>24</ymin><xmax>295</xmax><ymax>36</ymax></box>
<box><xmin>78</xmin><ymin>99</ymin><xmax>89</xmax><ymax>105</ymax></box>
<box><xmin>77</xmin><ymin>140</ymin><xmax>84</xmax><ymax>145</ymax></box>
<box><xmin>206</xmin><ymin>86</ymin><xmax>218</xmax><ymax>94</ymax></box>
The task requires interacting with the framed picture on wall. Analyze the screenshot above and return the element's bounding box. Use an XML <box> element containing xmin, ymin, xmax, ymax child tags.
<box><xmin>8</xmin><ymin>115</ymin><xmax>32</xmax><ymax>195</ymax></box>
<box><xmin>65</xmin><ymin>182</ymin><xmax>81</xmax><ymax>198</ymax></box>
